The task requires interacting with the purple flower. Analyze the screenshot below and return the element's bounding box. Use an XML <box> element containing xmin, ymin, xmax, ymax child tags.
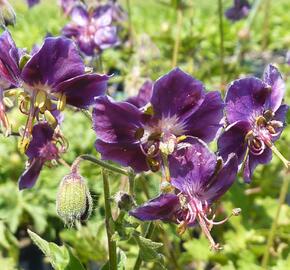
<box><xmin>18</xmin><ymin>122</ymin><xmax>66</xmax><ymax>189</ymax></box>
<box><xmin>26</xmin><ymin>0</ymin><xmax>40</xmax><ymax>8</ymax></box>
<box><xmin>93</xmin><ymin>68</ymin><xmax>224</xmax><ymax>173</ymax></box>
<box><xmin>130</xmin><ymin>138</ymin><xmax>238</xmax><ymax>250</ymax></box>
<box><xmin>62</xmin><ymin>4</ymin><xmax>120</xmax><ymax>56</ymax></box>
<box><xmin>218</xmin><ymin>65</ymin><xmax>288</xmax><ymax>182</ymax></box>
<box><xmin>0</xmin><ymin>30</ymin><xmax>21</xmax><ymax>134</ymax></box>
<box><xmin>225</xmin><ymin>0</ymin><xmax>251</xmax><ymax>22</ymax></box>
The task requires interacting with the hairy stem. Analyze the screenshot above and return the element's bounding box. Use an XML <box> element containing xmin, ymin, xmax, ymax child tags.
<box><xmin>72</xmin><ymin>154</ymin><xmax>129</xmax><ymax>176</ymax></box>
<box><xmin>261</xmin><ymin>172</ymin><xmax>290</xmax><ymax>268</ymax></box>
<box><xmin>128</xmin><ymin>171</ymin><xmax>136</xmax><ymax>197</ymax></box>
<box><xmin>133</xmin><ymin>222</ymin><xmax>155</xmax><ymax>270</ymax></box>
<box><xmin>102</xmin><ymin>169</ymin><xmax>117</xmax><ymax>270</ymax></box>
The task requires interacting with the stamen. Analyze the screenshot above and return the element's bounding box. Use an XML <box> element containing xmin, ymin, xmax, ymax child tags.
<box><xmin>57</xmin><ymin>94</ymin><xmax>66</xmax><ymax>111</ymax></box>
<box><xmin>197</xmin><ymin>213</ymin><xmax>222</xmax><ymax>251</ymax></box>
<box><xmin>204</xmin><ymin>208</ymin><xmax>241</xmax><ymax>225</ymax></box>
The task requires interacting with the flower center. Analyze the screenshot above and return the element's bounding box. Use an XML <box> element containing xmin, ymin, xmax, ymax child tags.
<box><xmin>246</xmin><ymin>110</ymin><xmax>283</xmax><ymax>155</ymax></box>
<box><xmin>135</xmin><ymin>115</ymin><xmax>187</xmax><ymax>171</ymax></box>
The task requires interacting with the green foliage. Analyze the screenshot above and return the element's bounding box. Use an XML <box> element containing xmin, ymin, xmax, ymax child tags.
<box><xmin>27</xmin><ymin>229</ymin><xmax>85</xmax><ymax>270</ymax></box>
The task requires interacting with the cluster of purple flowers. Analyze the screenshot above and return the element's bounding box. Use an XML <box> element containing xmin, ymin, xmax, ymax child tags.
<box><xmin>91</xmin><ymin>66</ymin><xmax>288</xmax><ymax>249</ymax></box>
<box><xmin>62</xmin><ymin>1</ymin><xmax>125</xmax><ymax>56</ymax></box>
<box><xmin>0</xmin><ymin>0</ymin><xmax>288</xmax><ymax>247</ymax></box>
<box><xmin>0</xmin><ymin>30</ymin><xmax>108</xmax><ymax>188</ymax></box>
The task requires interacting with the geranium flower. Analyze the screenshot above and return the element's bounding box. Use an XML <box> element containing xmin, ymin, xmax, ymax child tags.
<box><xmin>225</xmin><ymin>0</ymin><xmax>251</xmax><ymax>22</ymax></box>
<box><xmin>0</xmin><ymin>30</ymin><xmax>109</xmax><ymax>142</ymax></box>
<box><xmin>130</xmin><ymin>138</ymin><xmax>238</xmax><ymax>250</ymax></box>
<box><xmin>18</xmin><ymin>122</ymin><xmax>67</xmax><ymax>189</ymax></box>
<box><xmin>93</xmin><ymin>68</ymin><xmax>224</xmax><ymax>173</ymax></box>
<box><xmin>62</xmin><ymin>3</ymin><xmax>120</xmax><ymax>56</ymax></box>
<box><xmin>0</xmin><ymin>30</ymin><xmax>21</xmax><ymax>134</ymax></box>
<box><xmin>218</xmin><ymin>65</ymin><xmax>288</xmax><ymax>182</ymax></box>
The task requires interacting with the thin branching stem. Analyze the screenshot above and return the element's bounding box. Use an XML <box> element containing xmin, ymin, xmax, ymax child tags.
<box><xmin>261</xmin><ymin>171</ymin><xmax>290</xmax><ymax>268</ymax></box>
<box><xmin>102</xmin><ymin>169</ymin><xmax>117</xmax><ymax>270</ymax></box>
<box><xmin>133</xmin><ymin>222</ymin><xmax>155</xmax><ymax>270</ymax></box>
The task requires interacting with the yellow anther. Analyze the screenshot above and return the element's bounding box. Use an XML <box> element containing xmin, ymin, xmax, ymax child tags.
<box><xmin>143</xmin><ymin>104</ymin><xmax>154</xmax><ymax>116</ymax></box>
<box><xmin>5</xmin><ymin>89</ymin><xmax>21</xmax><ymax>97</ymax></box>
<box><xmin>177</xmin><ymin>135</ymin><xmax>187</xmax><ymax>142</ymax></box>
<box><xmin>57</xmin><ymin>94</ymin><xmax>66</xmax><ymax>111</ymax></box>
<box><xmin>44</xmin><ymin>110</ymin><xmax>57</xmax><ymax>128</ymax></box>
<box><xmin>18</xmin><ymin>137</ymin><xmax>31</xmax><ymax>154</ymax></box>
<box><xmin>3</xmin><ymin>97</ymin><xmax>13</xmax><ymax>108</ymax></box>
<box><xmin>35</xmin><ymin>90</ymin><xmax>47</xmax><ymax>109</ymax></box>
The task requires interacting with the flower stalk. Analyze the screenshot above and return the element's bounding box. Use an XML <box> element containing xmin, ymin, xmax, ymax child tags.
<box><xmin>133</xmin><ymin>222</ymin><xmax>155</xmax><ymax>270</ymax></box>
<box><xmin>261</xmin><ymin>171</ymin><xmax>290</xmax><ymax>268</ymax></box>
<box><xmin>102</xmin><ymin>169</ymin><xmax>117</xmax><ymax>270</ymax></box>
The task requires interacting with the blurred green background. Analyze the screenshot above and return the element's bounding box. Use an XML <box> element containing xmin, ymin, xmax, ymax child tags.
<box><xmin>0</xmin><ymin>0</ymin><xmax>290</xmax><ymax>269</ymax></box>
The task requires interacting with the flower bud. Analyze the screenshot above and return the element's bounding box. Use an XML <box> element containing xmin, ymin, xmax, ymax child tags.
<box><xmin>56</xmin><ymin>173</ymin><xmax>93</xmax><ymax>226</ymax></box>
<box><xmin>114</xmin><ymin>191</ymin><xmax>135</xmax><ymax>211</ymax></box>
<box><xmin>0</xmin><ymin>0</ymin><xmax>16</xmax><ymax>26</ymax></box>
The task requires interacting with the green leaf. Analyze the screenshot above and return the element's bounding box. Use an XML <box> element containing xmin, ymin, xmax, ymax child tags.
<box><xmin>134</xmin><ymin>234</ymin><xmax>164</xmax><ymax>264</ymax></box>
<box><xmin>27</xmin><ymin>230</ymin><xmax>85</xmax><ymax>270</ymax></box>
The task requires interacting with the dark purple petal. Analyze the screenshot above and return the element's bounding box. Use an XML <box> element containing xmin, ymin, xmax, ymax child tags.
<box><xmin>22</xmin><ymin>37</ymin><xmax>84</xmax><ymax>88</ymax></box>
<box><xmin>95</xmin><ymin>140</ymin><xmax>148</xmax><ymax>172</ymax></box>
<box><xmin>182</xmin><ymin>91</ymin><xmax>224</xmax><ymax>143</ymax></box>
<box><xmin>0</xmin><ymin>30</ymin><xmax>20</xmax><ymax>87</ymax></box>
<box><xmin>129</xmin><ymin>194</ymin><xmax>180</xmax><ymax>221</ymax></box>
<box><xmin>225</xmin><ymin>77</ymin><xmax>270</xmax><ymax>124</ymax></box>
<box><xmin>201</xmin><ymin>153</ymin><xmax>238</xmax><ymax>203</ymax></box>
<box><xmin>217</xmin><ymin>120</ymin><xmax>251</xmax><ymax>164</ymax></box>
<box><xmin>62</xmin><ymin>24</ymin><xmax>82</xmax><ymax>38</ymax></box>
<box><xmin>263</xmin><ymin>64</ymin><xmax>286</xmax><ymax>112</ymax></box>
<box><xmin>55</xmin><ymin>73</ymin><xmax>108</xmax><ymax>108</ymax></box>
<box><xmin>225</xmin><ymin>0</ymin><xmax>250</xmax><ymax>22</ymax></box>
<box><xmin>243</xmin><ymin>148</ymin><xmax>272</xmax><ymax>183</ymax></box>
<box><xmin>70</xmin><ymin>4</ymin><xmax>89</xmax><ymax>26</ymax></box>
<box><xmin>126</xmin><ymin>80</ymin><xmax>153</xmax><ymax>108</ymax></box>
<box><xmin>169</xmin><ymin>138</ymin><xmax>217</xmax><ymax>194</ymax></box>
<box><xmin>18</xmin><ymin>158</ymin><xmax>44</xmax><ymax>190</ymax></box>
<box><xmin>25</xmin><ymin>123</ymin><xmax>54</xmax><ymax>159</ymax></box>
<box><xmin>93</xmin><ymin>96</ymin><xmax>143</xmax><ymax>144</ymax></box>
<box><xmin>150</xmin><ymin>68</ymin><xmax>205</xmax><ymax>119</ymax></box>
<box><xmin>26</xmin><ymin>0</ymin><xmax>40</xmax><ymax>8</ymax></box>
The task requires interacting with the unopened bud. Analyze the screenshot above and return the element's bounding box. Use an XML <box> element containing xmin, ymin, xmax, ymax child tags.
<box><xmin>56</xmin><ymin>173</ymin><xmax>93</xmax><ymax>226</ymax></box>
<box><xmin>0</xmin><ymin>0</ymin><xmax>16</xmax><ymax>26</ymax></box>
<box><xmin>114</xmin><ymin>191</ymin><xmax>135</xmax><ymax>211</ymax></box>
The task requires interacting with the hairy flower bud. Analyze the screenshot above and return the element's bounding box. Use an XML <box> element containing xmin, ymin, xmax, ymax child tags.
<box><xmin>0</xmin><ymin>0</ymin><xmax>16</xmax><ymax>26</ymax></box>
<box><xmin>114</xmin><ymin>191</ymin><xmax>135</xmax><ymax>211</ymax></box>
<box><xmin>56</xmin><ymin>173</ymin><xmax>93</xmax><ymax>226</ymax></box>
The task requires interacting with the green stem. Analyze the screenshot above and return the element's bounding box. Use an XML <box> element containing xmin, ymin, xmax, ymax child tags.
<box><xmin>172</xmin><ymin>7</ymin><xmax>183</xmax><ymax>68</ymax></box>
<box><xmin>261</xmin><ymin>173</ymin><xmax>290</xmax><ymax>268</ymax></box>
<box><xmin>262</xmin><ymin>0</ymin><xmax>271</xmax><ymax>50</ymax></box>
<box><xmin>73</xmin><ymin>154</ymin><xmax>129</xmax><ymax>176</ymax></box>
<box><xmin>133</xmin><ymin>222</ymin><xmax>155</xmax><ymax>270</ymax></box>
<box><xmin>128</xmin><ymin>171</ymin><xmax>136</xmax><ymax>197</ymax></box>
<box><xmin>218</xmin><ymin>0</ymin><xmax>225</xmax><ymax>94</ymax></box>
<box><xmin>102</xmin><ymin>169</ymin><xmax>117</xmax><ymax>270</ymax></box>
